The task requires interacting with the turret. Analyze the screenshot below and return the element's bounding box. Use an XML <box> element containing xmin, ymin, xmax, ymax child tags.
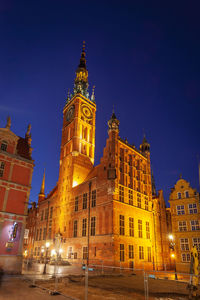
<box><xmin>38</xmin><ymin>169</ymin><xmax>45</xmax><ymax>203</ymax></box>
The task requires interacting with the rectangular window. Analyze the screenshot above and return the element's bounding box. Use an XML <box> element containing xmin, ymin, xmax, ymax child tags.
<box><xmin>193</xmin><ymin>238</ymin><xmax>200</xmax><ymax>251</ymax></box>
<box><xmin>120</xmin><ymin>244</ymin><xmax>125</xmax><ymax>262</ymax></box>
<box><xmin>180</xmin><ymin>238</ymin><xmax>189</xmax><ymax>251</ymax></box>
<box><xmin>146</xmin><ymin>222</ymin><xmax>150</xmax><ymax>239</ymax></box>
<box><xmin>137</xmin><ymin>193</ymin><xmax>141</xmax><ymax>208</ymax></box>
<box><xmin>41</xmin><ymin>210</ymin><xmax>44</xmax><ymax>221</ymax></box>
<box><xmin>50</xmin><ymin>207</ymin><xmax>53</xmax><ymax>219</ymax></box>
<box><xmin>185</xmin><ymin>191</ymin><xmax>189</xmax><ymax>198</ymax></box>
<box><xmin>178</xmin><ymin>221</ymin><xmax>187</xmax><ymax>231</ymax></box>
<box><xmin>147</xmin><ymin>247</ymin><xmax>151</xmax><ymax>262</ymax></box>
<box><xmin>37</xmin><ymin>247</ymin><xmax>40</xmax><ymax>256</ymax></box>
<box><xmin>129</xmin><ymin>245</ymin><xmax>134</xmax><ymax>259</ymax></box>
<box><xmin>190</xmin><ymin>220</ymin><xmax>200</xmax><ymax>231</ymax></box>
<box><xmin>119</xmin><ymin>215</ymin><xmax>125</xmax><ymax>235</ymax></box>
<box><xmin>45</xmin><ymin>208</ymin><xmax>48</xmax><ymax>220</ymax></box>
<box><xmin>0</xmin><ymin>161</ymin><xmax>5</xmax><ymax>178</ymax></box>
<box><xmin>188</xmin><ymin>203</ymin><xmax>198</xmax><ymax>214</ymax></box>
<box><xmin>73</xmin><ymin>220</ymin><xmax>78</xmax><ymax>237</ymax></box>
<box><xmin>177</xmin><ymin>192</ymin><xmax>181</xmax><ymax>199</ymax></box>
<box><xmin>129</xmin><ymin>217</ymin><xmax>134</xmax><ymax>237</ymax></box>
<box><xmin>176</xmin><ymin>205</ymin><xmax>185</xmax><ymax>215</ymax></box>
<box><xmin>82</xmin><ymin>218</ymin><xmax>87</xmax><ymax>236</ymax></box>
<box><xmin>128</xmin><ymin>189</ymin><xmax>133</xmax><ymax>205</ymax></box>
<box><xmin>1</xmin><ymin>143</ymin><xmax>7</xmax><ymax>151</ymax></box>
<box><xmin>119</xmin><ymin>186</ymin><xmax>124</xmax><ymax>202</ymax></box>
<box><xmin>39</xmin><ymin>228</ymin><xmax>42</xmax><ymax>240</ymax></box>
<box><xmin>139</xmin><ymin>246</ymin><xmax>144</xmax><ymax>259</ymax></box>
<box><xmin>145</xmin><ymin>198</ymin><xmax>148</xmax><ymax>211</ymax></box>
<box><xmin>34</xmin><ymin>247</ymin><xmax>37</xmax><ymax>256</ymax></box>
<box><xmin>0</xmin><ymin>170</ymin><xmax>3</xmax><ymax>177</ymax></box>
<box><xmin>68</xmin><ymin>247</ymin><xmax>73</xmax><ymax>258</ymax></box>
<box><xmin>138</xmin><ymin>220</ymin><xmax>142</xmax><ymax>238</ymax></box>
<box><xmin>43</xmin><ymin>228</ymin><xmax>46</xmax><ymax>240</ymax></box>
<box><xmin>36</xmin><ymin>229</ymin><xmax>39</xmax><ymax>241</ymax></box>
<box><xmin>83</xmin><ymin>247</ymin><xmax>88</xmax><ymax>260</ymax></box>
<box><xmin>74</xmin><ymin>252</ymin><xmax>77</xmax><ymax>259</ymax></box>
<box><xmin>48</xmin><ymin>227</ymin><xmax>51</xmax><ymax>239</ymax></box>
<box><xmin>91</xmin><ymin>190</ymin><xmax>96</xmax><ymax>207</ymax></box>
<box><xmin>182</xmin><ymin>253</ymin><xmax>190</xmax><ymax>262</ymax></box>
<box><xmin>91</xmin><ymin>217</ymin><xmax>96</xmax><ymax>236</ymax></box>
<box><xmin>83</xmin><ymin>193</ymin><xmax>87</xmax><ymax>209</ymax></box>
<box><xmin>75</xmin><ymin>196</ymin><xmax>78</xmax><ymax>212</ymax></box>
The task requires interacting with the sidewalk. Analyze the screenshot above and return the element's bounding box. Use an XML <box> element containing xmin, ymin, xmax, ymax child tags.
<box><xmin>0</xmin><ymin>275</ymin><xmax>69</xmax><ymax>300</ymax></box>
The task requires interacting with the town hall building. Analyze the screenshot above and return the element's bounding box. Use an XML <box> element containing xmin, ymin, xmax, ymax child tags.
<box><xmin>25</xmin><ymin>44</ymin><xmax>170</xmax><ymax>270</ymax></box>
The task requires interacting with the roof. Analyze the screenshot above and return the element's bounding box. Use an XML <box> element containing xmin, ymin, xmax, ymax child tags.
<box><xmin>16</xmin><ymin>136</ymin><xmax>32</xmax><ymax>160</ymax></box>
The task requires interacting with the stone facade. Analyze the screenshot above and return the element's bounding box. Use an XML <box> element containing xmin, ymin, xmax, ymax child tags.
<box><xmin>27</xmin><ymin>46</ymin><xmax>170</xmax><ymax>271</ymax></box>
<box><xmin>0</xmin><ymin>118</ymin><xmax>34</xmax><ymax>273</ymax></box>
<box><xmin>169</xmin><ymin>177</ymin><xmax>200</xmax><ymax>273</ymax></box>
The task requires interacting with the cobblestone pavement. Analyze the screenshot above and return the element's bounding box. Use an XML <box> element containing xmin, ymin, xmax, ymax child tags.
<box><xmin>0</xmin><ymin>276</ymin><xmax>72</xmax><ymax>300</ymax></box>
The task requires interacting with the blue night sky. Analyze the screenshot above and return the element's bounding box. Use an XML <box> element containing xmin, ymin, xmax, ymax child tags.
<box><xmin>0</xmin><ymin>0</ymin><xmax>200</xmax><ymax>206</ymax></box>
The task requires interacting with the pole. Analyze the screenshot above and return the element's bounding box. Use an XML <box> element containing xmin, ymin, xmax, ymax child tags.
<box><xmin>85</xmin><ymin>181</ymin><xmax>91</xmax><ymax>300</ymax></box>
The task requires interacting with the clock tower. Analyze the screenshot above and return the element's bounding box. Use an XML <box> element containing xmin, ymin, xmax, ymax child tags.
<box><xmin>59</xmin><ymin>43</ymin><xmax>96</xmax><ymax>192</ymax></box>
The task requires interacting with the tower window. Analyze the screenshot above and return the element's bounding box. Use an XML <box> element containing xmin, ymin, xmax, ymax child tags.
<box><xmin>147</xmin><ymin>247</ymin><xmax>151</xmax><ymax>262</ymax></box>
<box><xmin>83</xmin><ymin>193</ymin><xmax>87</xmax><ymax>209</ymax></box>
<box><xmin>91</xmin><ymin>190</ymin><xmax>96</xmax><ymax>207</ymax></box>
<box><xmin>90</xmin><ymin>216</ymin><xmax>96</xmax><ymax>236</ymax></box>
<box><xmin>185</xmin><ymin>191</ymin><xmax>189</xmax><ymax>198</ymax></box>
<box><xmin>129</xmin><ymin>217</ymin><xmax>134</xmax><ymax>237</ymax></box>
<box><xmin>146</xmin><ymin>222</ymin><xmax>150</xmax><ymax>239</ymax></box>
<box><xmin>82</xmin><ymin>218</ymin><xmax>87</xmax><ymax>236</ymax></box>
<box><xmin>120</xmin><ymin>244</ymin><xmax>125</xmax><ymax>262</ymax></box>
<box><xmin>139</xmin><ymin>246</ymin><xmax>144</xmax><ymax>259</ymax></box>
<box><xmin>138</xmin><ymin>220</ymin><xmax>142</xmax><ymax>238</ymax></box>
<box><xmin>75</xmin><ymin>196</ymin><xmax>79</xmax><ymax>211</ymax></box>
<box><xmin>119</xmin><ymin>186</ymin><xmax>124</xmax><ymax>202</ymax></box>
<box><xmin>73</xmin><ymin>220</ymin><xmax>78</xmax><ymax>237</ymax></box>
<box><xmin>119</xmin><ymin>215</ymin><xmax>125</xmax><ymax>235</ymax></box>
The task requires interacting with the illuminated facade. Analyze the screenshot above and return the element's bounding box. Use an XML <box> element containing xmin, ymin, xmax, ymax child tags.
<box><xmin>0</xmin><ymin>118</ymin><xmax>34</xmax><ymax>273</ymax></box>
<box><xmin>28</xmin><ymin>45</ymin><xmax>170</xmax><ymax>270</ymax></box>
<box><xmin>169</xmin><ymin>177</ymin><xmax>200</xmax><ymax>273</ymax></box>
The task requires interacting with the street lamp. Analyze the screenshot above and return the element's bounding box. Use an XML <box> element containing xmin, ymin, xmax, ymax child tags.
<box><xmin>43</xmin><ymin>242</ymin><xmax>50</xmax><ymax>274</ymax></box>
<box><xmin>169</xmin><ymin>235</ymin><xmax>178</xmax><ymax>280</ymax></box>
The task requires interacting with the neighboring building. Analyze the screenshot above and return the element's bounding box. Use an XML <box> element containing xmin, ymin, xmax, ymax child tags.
<box><xmin>24</xmin><ymin>201</ymin><xmax>38</xmax><ymax>258</ymax></box>
<box><xmin>0</xmin><ymin>118</ymin><xmax>34</xmax><ymax>273</ymax></box>
<box><xmin>28</xmin><ymin>45</ymin><xmax>170</xmax><ymax>270</ymax></box>
<box><xmin>169</xmin><ymin>177</ymin><xmax>200</xmax><ymax>273</ymax></box>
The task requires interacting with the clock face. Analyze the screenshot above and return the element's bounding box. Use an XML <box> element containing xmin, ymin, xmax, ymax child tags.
<box><xmin>66</xmin><ymin>105</ymin><xmax>75</xmax><ymax>122</ymax></box>
<box><xmin>81</xmin><ymin>104</ymin><xmax>92</xmax><ymax>119</ymax></box>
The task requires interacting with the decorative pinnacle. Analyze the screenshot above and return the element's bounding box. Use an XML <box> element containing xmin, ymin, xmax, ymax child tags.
<box><xmin>5</xmin><ymin>116</ymin><xmax>11</xmax><ymax>129</ymax></box>
<box><xmin>26</xmin><ymin>124</ymin><xmax>31</xmax><ymax>137</ymax></box>
<box><xmin>39</xmin><ymin>169</ymin><xmax>45</xmax><ymax>195</ymax></box>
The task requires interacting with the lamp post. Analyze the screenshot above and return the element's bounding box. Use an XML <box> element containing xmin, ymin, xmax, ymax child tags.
<box><xmin>169</xmin><ymin>235</ymin><xmax>178</xmax><ymax>280</ymax></box>
<box><xmin>43</xmin><ymin>242</ymin><xmax>50</xmax><ymax>274</ymax></box>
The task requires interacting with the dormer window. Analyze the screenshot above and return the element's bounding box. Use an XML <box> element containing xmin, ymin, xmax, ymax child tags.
<box><xmin>1</xmin><ymin>141</ymin><xmax>7</xmax><ymax>152</ymax></box>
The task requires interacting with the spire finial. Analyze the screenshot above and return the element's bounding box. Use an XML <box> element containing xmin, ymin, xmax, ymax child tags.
<box><xmin>91</xmin><ymin>85</ymin><xmax>95</xmax><ymax>102</ymax></box>
<box><xmin>5</xmin><ymin>116</ymin><xmax>11</xmax><ymax>129</ymax></box>
<box><xmin>74</xmin><ymin>42</ymin><xmax>89</xmax><ymax>97</ymax></box>
<box><xmin>112</xmin><ymin>105</ymin><xmax>115</xmax><ymax>114</ymax></box>
<box><xmin>39</xmin><ymin>169</ymin><xmax>45</xmax><ymax>195</ymax></box>
<box><xmin>26</xmin><ymin>124</ymin><xmax>31</xmax><ymax>137</ymax></box>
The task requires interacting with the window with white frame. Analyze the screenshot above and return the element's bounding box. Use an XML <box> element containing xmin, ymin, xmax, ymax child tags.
<box><xmin>190</xmin><ymin>220</ymin><xmax>200</xmax><ymax>231</ymax></box>
<box><xmin>1</xmin><ymin>141</ymin><xmax>7</xmax><ymax>152</ymax></box>
<box><xmin>180</xmin><ymin>238</ymin><xmax>189</xmax><ymax>251</ymax></box>
<box><xmin>178</xmin><ymin>221</ymin><xmax>187</xmax><ymax>231</ymax></box>
<box><xmin>188</xmin><ymin>203</ymin><xmax>198</xmax><ymax>214</ymax></box>
<box><xmin>176</xmin><ymin>205</ymin><xmax>185</xmax><ymax>215</ymax></box>
<box><xmin>193</xmin><ymin>237</ymin><xmax>200</xmax><ymax>251</ymax></box>
<box><xmin>182</xmin><ymin>253</ymin><xmax>190</xmax><ymax>262</ymax></box>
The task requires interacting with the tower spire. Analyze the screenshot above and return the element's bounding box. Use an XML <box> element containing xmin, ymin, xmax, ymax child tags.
<box><xmin>39</xmin><ymin>169</ymin><xmax>45</xmax><ymax>195</ymax></box>
<box><xmin>108</xmin><ymin>109</ymin><xmax>119</xmax><ymax>132</ymax></box>
<box><xmin>73</xmin><ymin>41</ymin><xmax>89</xmax><ymax>98</ymax></box>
